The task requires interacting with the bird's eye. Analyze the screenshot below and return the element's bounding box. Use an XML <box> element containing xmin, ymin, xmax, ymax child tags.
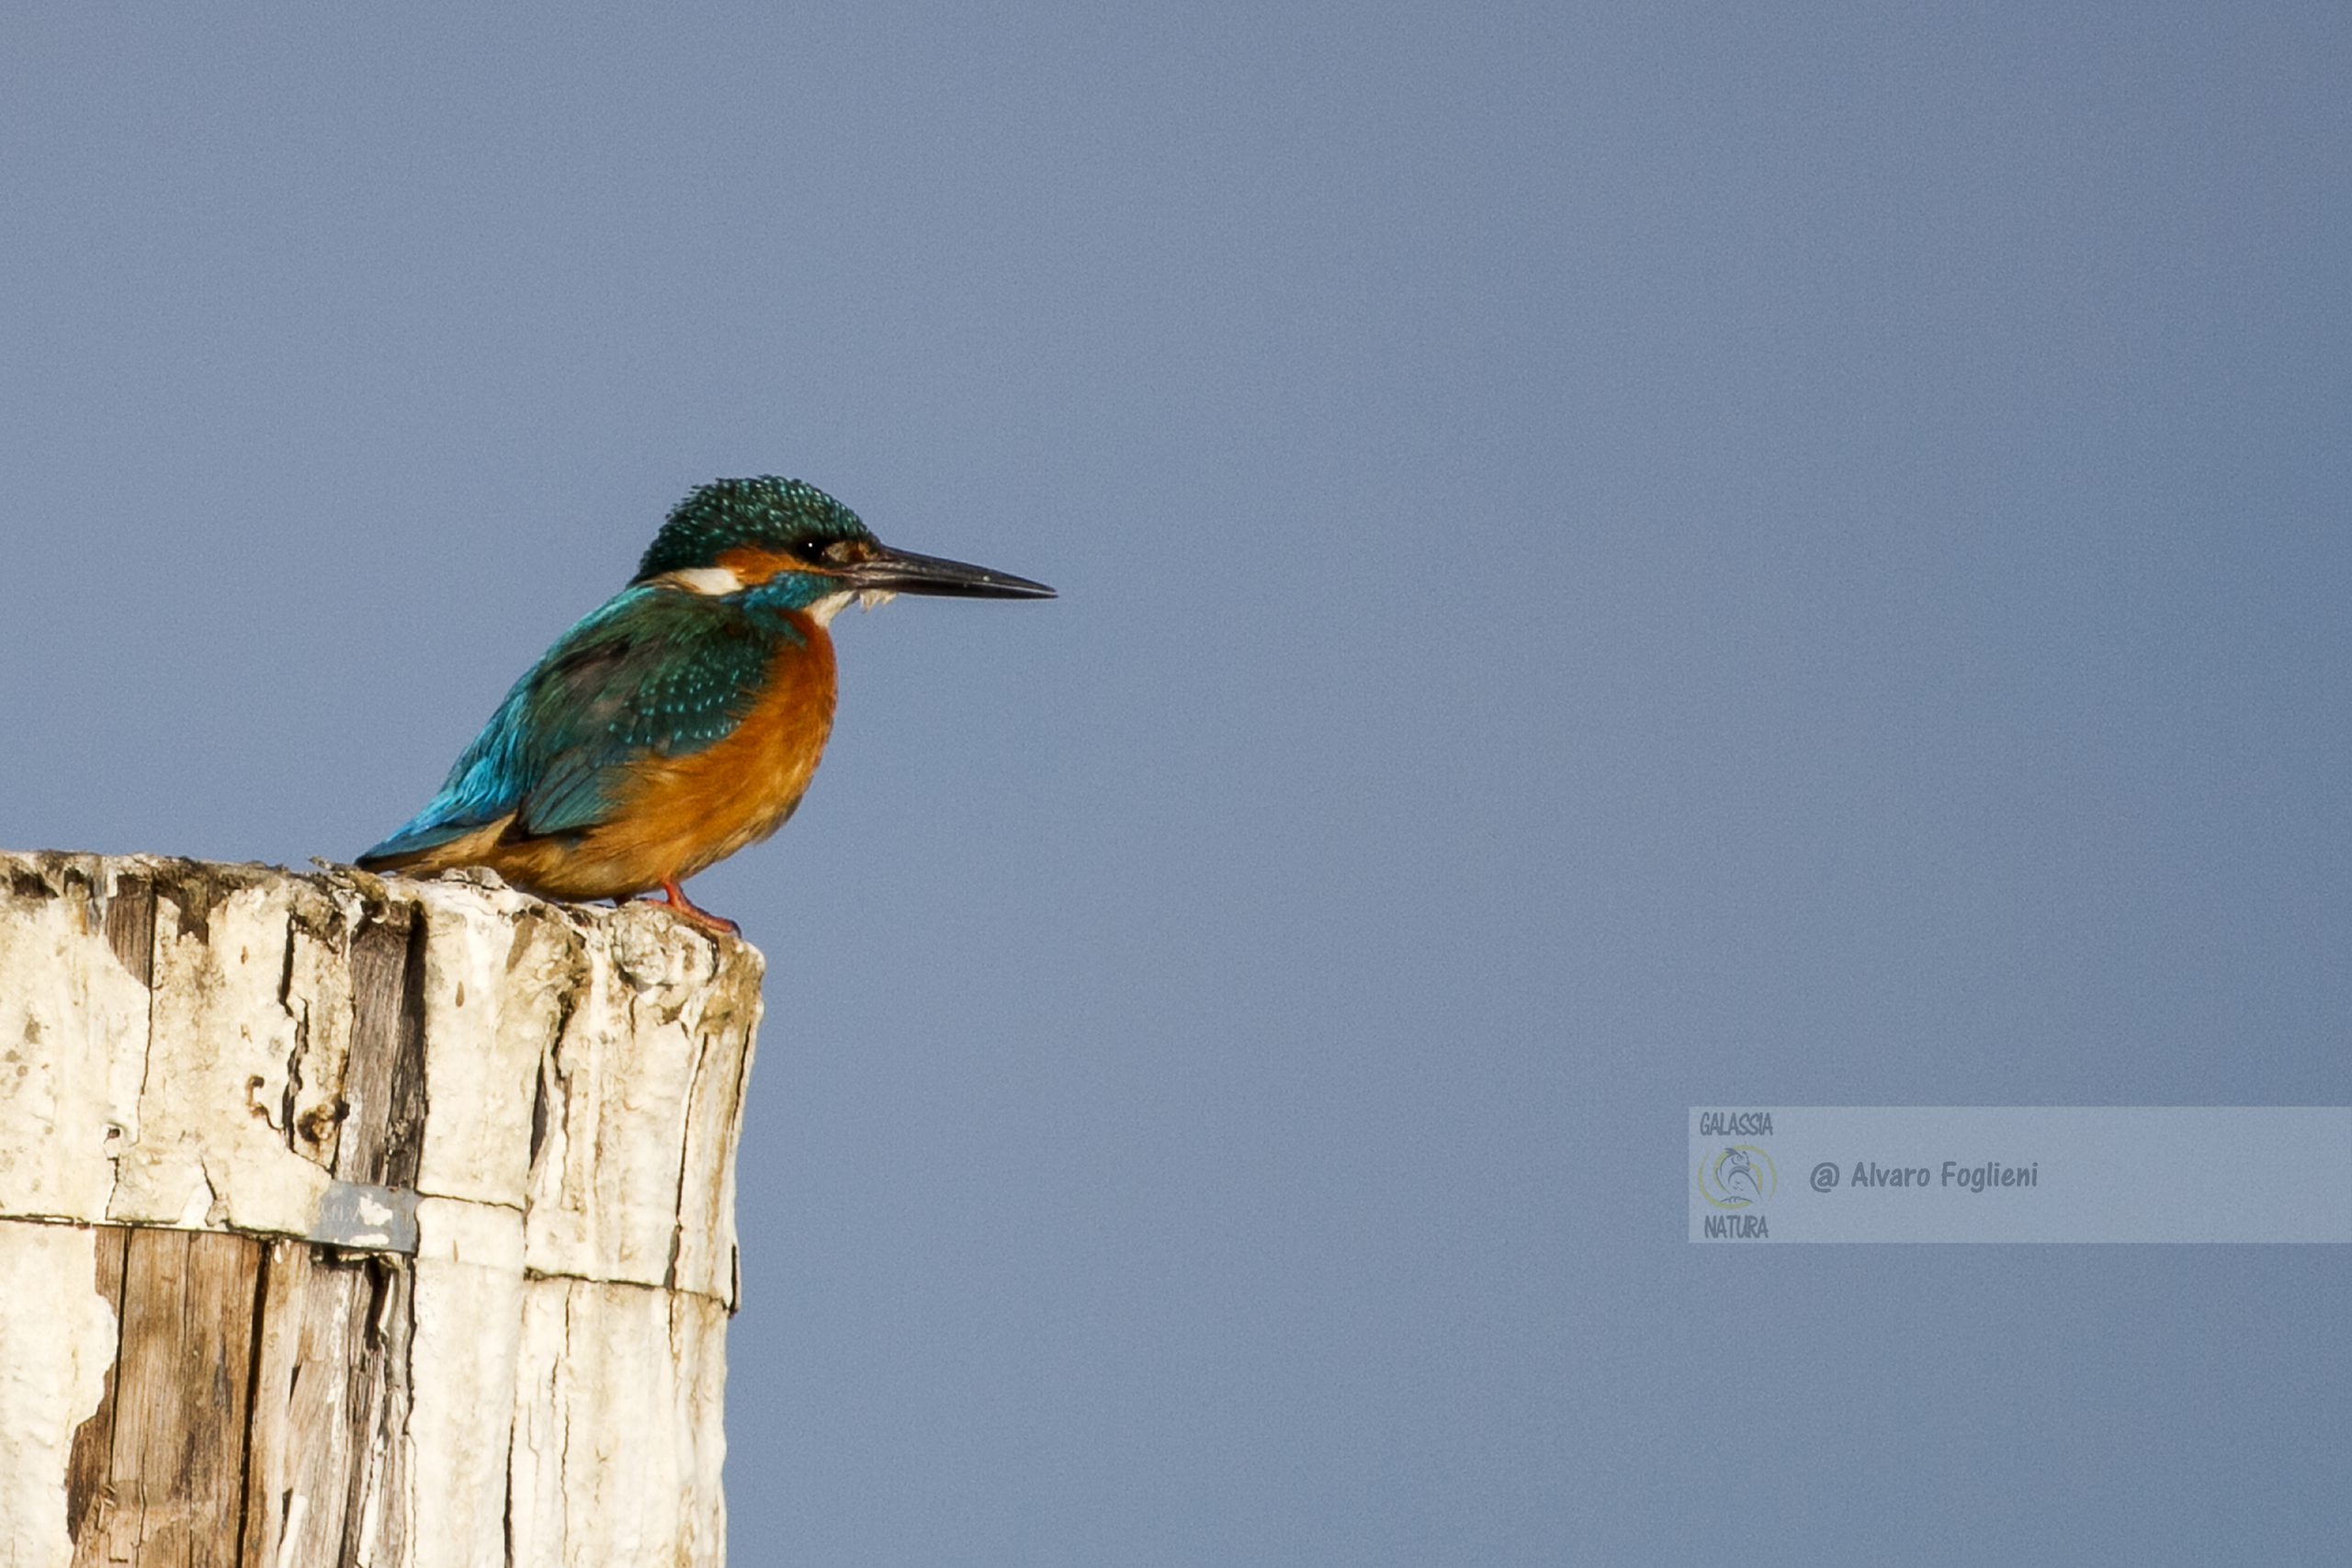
<box><xmin>796</xmin><ymin>538</ymin><xmax>836</xmax><ymax>565</ymax></box>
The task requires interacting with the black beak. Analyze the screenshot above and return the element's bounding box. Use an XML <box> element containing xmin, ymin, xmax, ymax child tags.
<box><xmin>849</xmin><ymin>545</ymin><xmax>1057</xmax><ymax>600</ymax></box>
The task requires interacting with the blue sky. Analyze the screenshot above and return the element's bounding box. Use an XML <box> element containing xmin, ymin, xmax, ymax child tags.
<box><xmin>4</xmin><ymin>4</ymin><xmax>2346</xmax><ymax>1562</ymax></box>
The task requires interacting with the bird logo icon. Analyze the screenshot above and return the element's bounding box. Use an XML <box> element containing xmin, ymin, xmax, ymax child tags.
<box><xmin>1697</xmin><ymin>1145</ymin><xmax>1777</xmax><ymax>1210</ymax></box>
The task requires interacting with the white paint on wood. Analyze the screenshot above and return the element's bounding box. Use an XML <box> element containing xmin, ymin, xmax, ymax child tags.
<box><xmin>524</xmin><ymin>908</ymin><xmax>763</xmax><ymax>1297</ymax></box>
<box><xmin>0</xmin><ymin>853</ymin><xmax>765</xmax><ymax>1567</ymax></box>
<box><xmin>107</xmin><ymin>877</ymin><xmax>339</xmax><ymax>1235</ymax></box>
<box><xmin>0</xmin><ymin>1220</ymin><xmax>115</xmax><ymax>1568</ymax></box>
<box><xmin>506</xmin><ymin>1280</ymin><xmax>729</xmax><ymax>1568</ymax></box>
<box><xmin>0</xmin><ymin>859</ymin><xmax>151</xmax><ymax>1224</ymax></box>
<box><xmin>282</xmin><ymin>891</ymin><xmax>361</xmax><ymax>1172</ymax></box>
<box><xmin>411</xmin><ymin>880</ymin><xmax>583</xmax><ymax>1211</ymax></box>
<box><xmin>0</xmin><ymin>858</ymin><xmax>758</xmax><ymax>1306</ymax></box>
<box><xmin>407</xmin><ymin>1197</ymin><xmax>529</xmax><ymax>1568</ymax></box>
<box><xmin>673</xmin><ymin>977</ymin><xmax>763</xmax><ymax>1307</ymax></box>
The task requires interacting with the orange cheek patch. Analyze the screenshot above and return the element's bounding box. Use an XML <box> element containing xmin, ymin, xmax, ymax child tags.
<box><xmin>715</xmin><ymin>546</ymin><xmax>811</xmax><ymax>584</ymax></box>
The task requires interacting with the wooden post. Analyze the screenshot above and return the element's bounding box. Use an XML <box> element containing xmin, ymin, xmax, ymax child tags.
<box><xmin>0</xmin><ymin>852</ymin><xmax>763</xmax><ymax>1567</ymax></box>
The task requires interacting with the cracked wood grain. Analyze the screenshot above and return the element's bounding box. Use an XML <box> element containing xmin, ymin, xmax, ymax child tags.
<box><xmin>237</xmin><ymin>890</ymin><xmax>427</xmax><ymax>1568</ymax></box>
<box><xmin>2</xmin><ymin>853</ymin><xmax>762</xmax><ymax>1568</ymax></box>
<box><xmin>61</xmin><ymin>1224</ymin><xmax>126</xmax><ymax>1553</ymax></box>
<box><xmin>74</xmin><ymin>1226</ymin><xmax>264</xmax><ymax>1568</ymax></box>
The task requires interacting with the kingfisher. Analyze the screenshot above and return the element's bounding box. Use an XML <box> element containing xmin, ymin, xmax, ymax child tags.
<box><xmin>356</xmin><ymin>476</ymin><xmax>1053</xmax><ymax>935</ymax></box>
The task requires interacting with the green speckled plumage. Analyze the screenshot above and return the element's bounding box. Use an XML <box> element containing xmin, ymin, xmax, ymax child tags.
<box><xmin>633</xmin><ymin>476</ymin><xmax>874</xmax><ymax>582</ymax></box>
<box><xmin>364</xmin><ymin>587</ymin><xmax>785</xmax><ymax>859</ymax></box>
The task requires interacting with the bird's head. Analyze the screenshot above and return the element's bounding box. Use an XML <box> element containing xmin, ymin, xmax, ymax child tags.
<box><xmin>633</xmin><ymin>476</ymin><xmax>1054</xmax><ymax>619</ymax></box>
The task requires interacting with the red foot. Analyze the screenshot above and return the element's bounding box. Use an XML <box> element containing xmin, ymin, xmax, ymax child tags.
<box><xmin>648</xmin><ymin>877</ymin><xmax>739</xmax><ymax>937</ymax></box>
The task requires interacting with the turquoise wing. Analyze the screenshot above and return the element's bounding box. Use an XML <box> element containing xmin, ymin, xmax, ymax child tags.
<box><xmin>360</xmin><ymin>586</ymin><xmax>777</xmax><ymax>861</ymax></box>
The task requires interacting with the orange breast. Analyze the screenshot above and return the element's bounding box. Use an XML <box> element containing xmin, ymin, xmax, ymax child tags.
<box><xmin>485</xmin><ymin>616</ymin><xmax>839</xmax><ymax>901</ymax></box>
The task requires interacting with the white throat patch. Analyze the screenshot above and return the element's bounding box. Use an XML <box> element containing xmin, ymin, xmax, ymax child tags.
<box><xmin>803</xmin><ymin>588</ymin><xmax>899</xmax><ymax>627</ymax></box>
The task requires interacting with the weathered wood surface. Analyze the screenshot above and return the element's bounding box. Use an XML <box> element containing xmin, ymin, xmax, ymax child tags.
<box><xmin>0</xmin><ymin>852</ymin><xmax>763</xmax><ymax>1568</ymax></box>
